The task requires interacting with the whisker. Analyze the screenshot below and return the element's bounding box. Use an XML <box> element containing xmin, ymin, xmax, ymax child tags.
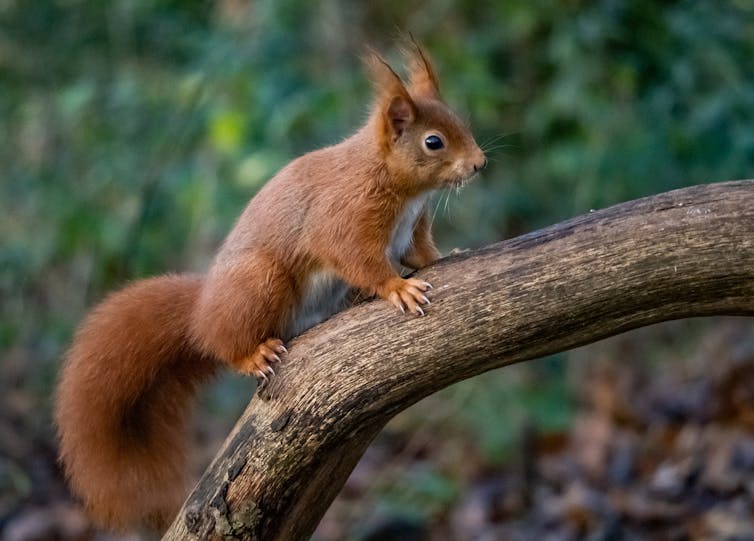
<box><xmin>480</xmin><ymin>132</ymin><xmax>519</xmax><ymax>155</ymax></box>
<box><xmin>430</xmin><ymin>191</ymin><xmax>444</xmax><ymax>228</ymax></box>
<box><xmin>481</xmin><ymin>142</ymin><xmax>518</xmax><ymax>151</ymax></box>
<box><xmin>481</xmin><ymin>144</ymin><xmax>519</xmax><ymax>156</ymax></box>
<box><xmin>481</xmin><ymin>131</ymin><xmax>516</xmax><ymax>146</ymax></box>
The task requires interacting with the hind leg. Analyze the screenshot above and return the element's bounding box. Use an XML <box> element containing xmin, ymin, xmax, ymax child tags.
<box><xmin>191</xmin><ymin>252</ymin><xmax>294</xmax><ymax>379</ymax></box>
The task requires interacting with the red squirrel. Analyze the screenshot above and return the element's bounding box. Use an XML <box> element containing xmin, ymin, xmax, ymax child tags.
<box><xmin>54</xmin><ymin>42</ymin><xmax>486</xmax><ymax>532</ymax></box>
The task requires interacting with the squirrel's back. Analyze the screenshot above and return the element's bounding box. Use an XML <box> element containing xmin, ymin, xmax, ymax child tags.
<box><xmin>54</xmin><ymin>273</ymin><xmax>218</xmax><ymax>530</ymax></box>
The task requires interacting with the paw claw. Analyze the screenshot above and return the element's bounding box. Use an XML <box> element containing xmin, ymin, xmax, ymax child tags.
<box><xmin>383</xmin><ymin>278</ymin><xmax>434</xmax><ymax>317</ymax></box>
<box><xmin>237</xmin><ymin>337</ymin><xmax>286</xmax><ymax>378</ymax></box>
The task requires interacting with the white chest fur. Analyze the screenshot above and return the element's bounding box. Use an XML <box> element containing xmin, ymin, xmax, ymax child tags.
<box><xmin>285</xmin><ymin>269</ymin><xmax>349</xmax><ymax>340</ymax></box>
<box><xmin>387</xmin><ymin>193</ymin><xmax>430</xmax><ymax>263</ymax></box>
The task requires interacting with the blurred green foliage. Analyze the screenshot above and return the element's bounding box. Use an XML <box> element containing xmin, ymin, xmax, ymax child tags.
<box><xmin>1</xmin><ymin>0</ymin><xmax>753</xmax><ymax>510</ymax></box>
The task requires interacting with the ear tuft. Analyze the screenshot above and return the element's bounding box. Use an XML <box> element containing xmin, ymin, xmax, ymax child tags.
<box><xmin>363</xmin><ymin>48</ymin><xmax>417</xmax><ymax>143</ymax></box>
<box><xmin>363</xmin><ymin>50</ymin><xmax>404</xmax><ymax>98</ymax></box>
<box><xmin>403</xmin><ymin>35</ymin><xmax>441</xmax><ymax>100</ymax></box>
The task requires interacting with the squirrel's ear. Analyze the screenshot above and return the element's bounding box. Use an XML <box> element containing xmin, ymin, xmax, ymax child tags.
<box><xmin>365</xmin><ymin>50</ymin><xmax>416</xmax><ymax>141</ymax></box>
<box><xmin>403</xmin><ymin>37</ymin><xmax>440</xmax><ymax>100</ymax></box>
<box><xmin>385</xmin><ymin>94</ymin><xmax>414</xmax><ymax>138</ymax></box>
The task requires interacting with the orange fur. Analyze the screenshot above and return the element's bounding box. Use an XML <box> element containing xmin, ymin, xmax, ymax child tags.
<box><xmin>54</xmin><ymin>42</ymin><xmax>485</xmax><ymax>532</ymax></box>
<box><xmin>55</xmin><ymin>274</ymin><xmax>217</xmax><ymax>530</ymax></box>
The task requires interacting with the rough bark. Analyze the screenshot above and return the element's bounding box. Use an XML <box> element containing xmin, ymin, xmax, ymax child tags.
<box><xmin>163</xmin><ymin>180</ymin><xmax>754</xmax><ymax>541</ymax></box>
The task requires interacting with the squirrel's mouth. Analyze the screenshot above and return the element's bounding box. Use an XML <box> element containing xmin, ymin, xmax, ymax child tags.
<box><xmin>450</xmin><ymin>172</ymin><xmax>477</xmax><ymax>189</ymax></box>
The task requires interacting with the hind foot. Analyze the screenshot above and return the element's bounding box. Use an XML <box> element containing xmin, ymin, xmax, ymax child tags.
<box><xmin>238</xmin><ymin>338</ymin><xmax>287</xmax><ymax>380</ymax></box>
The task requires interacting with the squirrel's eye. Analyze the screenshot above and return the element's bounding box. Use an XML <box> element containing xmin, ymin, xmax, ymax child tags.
<box><xmin>424</xmin><ymin>134</ymin><xmax>444</xmax><ymax>151</ymax></box>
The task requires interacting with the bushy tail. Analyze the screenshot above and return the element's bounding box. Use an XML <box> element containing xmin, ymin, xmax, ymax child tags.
<box><xmin>54</xmin><ymin>274</ymin><xmax>218</xmax><ymax>531</ymax></box>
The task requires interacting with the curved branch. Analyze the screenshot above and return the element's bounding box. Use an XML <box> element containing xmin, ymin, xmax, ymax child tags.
<box><xmin>164</xmin><ymin>180</ymin><xmax>754</xmax><ymax>541</ymax></box>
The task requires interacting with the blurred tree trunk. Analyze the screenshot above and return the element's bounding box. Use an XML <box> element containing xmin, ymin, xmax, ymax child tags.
<box><xmin>163</xmin><ymin>180</ymin><xmax>754</xmax><ymax>541</ymax></box>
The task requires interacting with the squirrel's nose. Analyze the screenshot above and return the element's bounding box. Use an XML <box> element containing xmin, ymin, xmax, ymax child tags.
<box><xmin>473</xmin><ymin>158</ymin><xmax>487</xmax><ymax>172</ymax></box>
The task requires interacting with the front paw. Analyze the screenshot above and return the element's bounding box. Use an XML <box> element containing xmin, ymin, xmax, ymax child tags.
<box><xmin>380</xmin><ymin>277</ymin><xmax>433</xmax><ymax>316</ymax></box>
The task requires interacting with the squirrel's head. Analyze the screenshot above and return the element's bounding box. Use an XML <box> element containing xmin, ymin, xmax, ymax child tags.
<box><xmin>366</xmin><ymin>42</ymin><xmax>486</xmax><ymax>193</ymax></box>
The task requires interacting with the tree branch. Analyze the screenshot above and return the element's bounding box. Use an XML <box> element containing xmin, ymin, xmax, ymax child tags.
<box><xmin>163</xmin><ymin>180</ymin><xmax>754</xmax><ymax>541</ymax></box>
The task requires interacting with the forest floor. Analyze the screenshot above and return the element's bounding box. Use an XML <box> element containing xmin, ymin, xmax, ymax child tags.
<box><xmin>1</xmin><ymin>318</ymin><xmax>753</xmax><ymax>541</ymax></box>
